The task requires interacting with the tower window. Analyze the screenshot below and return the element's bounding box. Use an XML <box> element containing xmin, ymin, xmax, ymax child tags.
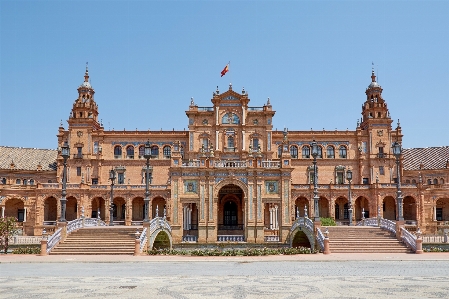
<box><xmin>379</xmin><ymin>166</ymin><xmax>385</xmax><ymax>175</ymax></box>
<box><xmin>378</xmin><ymin>147</ymin><xmax>384</xmax><ymax>158</ymax></box>
<box><xmin>114</xmin><ymin>146</ymin><xmax>122</xmax><ymax>158</ymax></box>
<box><xmin>377</xmin><ymin>112</ymin><xmax>381</xmax><ymax>118</ymax></box>
<box><xmin>151</xmin><ymin>145</ymin><xmax>159</xmax><ymax>158</ymax></box>
<box><xmin>327</xmin><ymin>146</ymin><xmax>335</xmax><ymax>159</ymax></box>
<box><xmin>302</xmin><ymin>146</ymin><xmax>310</xmax><ymax>158</ymax></box>
<box><xmin>317</xmin><ymin>146</ymin><xmax>323</xmax><ymax>158</ymax></box>
<box><xmin>227</xmin><ymin>136</ymin><xmax>234</xmax><ymax>148</ymax></box>
<box><xmin>163</xmin><ymin>146</ymin><xmax>171</xmax><ymax>158</ymax></box>
<box><xmin>290</xmin><ymin>145</ymin><xmax>298</xmax><ymax>158</ymax></box>
<box><xmin>339</xmin><ymin>146</ymin><xmax>347</xmax><ymax>159</ymax></box>
<box><xmin>138</xmin><ymin>145</ymin><xmax>145</xmax><ymax>158</ymax></box>
<box><xmin>126</xmin><ymin>145</ymin><xmax>134</xmax><ymax>159</ymax></box>
<box><xmin>77</xmin><ymin>167</ymin><xmax>81</xmax><ymax>176</ymax></box>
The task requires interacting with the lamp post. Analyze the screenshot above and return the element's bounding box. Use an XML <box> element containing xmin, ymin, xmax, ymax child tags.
<box><xmin>109</xmin><ymin>168</ymin><xmax>116</xmax><ymax>226</ymax></box>
<box><xmin>346</xmin><ymin>168</ymin><xmax>353</xmax><ymax>226</ymax></box>
<box><xmin>59</xmin><ymin>141</ymin><xmax>70</xmax><ymax>222</ymax></box>
<box><xmin>311</xmin><ymin>140</ymin><xmax>320</xmax><ymax>222</ymax></box>
<box><xmin>143</xmin><ymin>140</ymin><xmax>151</xmax><ymax>223</ymax></box>
<box><xmin>392</xmin><ymin>141</ymin><xmax>404</xmax><ymax>221</ymax></box>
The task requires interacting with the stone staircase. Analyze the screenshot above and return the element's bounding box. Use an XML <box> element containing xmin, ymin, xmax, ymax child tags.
<box><xmin>50</xmin><ymin>227</ymin><xmax>139</xmax><ymax>255</ymax></box>
<box><xmin>325</xmin><ymin>226</ymin><xmax>412</xmax><ymax>253</ymax></box>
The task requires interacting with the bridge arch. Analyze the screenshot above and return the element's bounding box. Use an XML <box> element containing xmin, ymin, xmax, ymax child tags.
<box><xmin>289</xmin><ymin>218</ymin><xmax>315</xmax><ymax>249</ymax></box>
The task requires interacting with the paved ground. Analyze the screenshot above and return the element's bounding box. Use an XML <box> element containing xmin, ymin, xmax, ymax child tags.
<box><xmin>1</xmin><ymin>253</ymin><xmax>449</xmax><ymax>298</ymax></box>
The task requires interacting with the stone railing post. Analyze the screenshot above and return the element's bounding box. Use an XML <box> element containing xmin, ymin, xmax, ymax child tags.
<box><xmin>395</xmin><ymin>220</ymin><xmax>404</xmax><ymax>241</ymax></box>
<box><xmin>444</xmin><ymin>231</ymin><xmax>448</xmax><ymax>243</ymax></box>
<box><xmin>415</xmin><ymin>228</ymin><xmax>423</xmax><ymax>254</ymax></box>
<box><xmin>314</xmin><ymin>220</ymin><xmax>321</xmax><ymax>251</ymax></box>
<box><xmin>134</xmin><ymin>229</ymin><xmax>140</xmax><ymax>256</ymax></box>
<box><xmin>40</xmin><ymin>229</ymin><xmax>48</xmax><ymax>256</ymax></box>
<box><xmin>58</xmin><ymin>221</ymin><xmax>68</xmax><ymax>241</ymax></box>
<box><xmin>323</xmin><ymin>228</ymin><xmax>331</xmax><ymax>255</ymax></box>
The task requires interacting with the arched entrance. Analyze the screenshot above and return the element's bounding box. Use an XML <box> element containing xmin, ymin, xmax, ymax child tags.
<box><xmin>5</xmin><ymin>198</ymin><xmax>25</xmax><ymax>222</ymax></box>
<box><xmin>113</xmin><ymin>197</ymin><xmax>126</xmax><ymax>223</ymax></box>
<box><xmin>294</xmin><ymin>197</ymin><xmax>309</xmax><ymax>217</ymax></box>
<box><xmin>152</xmin><ymin>197</ymin><xmax>166</xmax><ymax>218</ymax></box>
<box><xmin>152</xmin><ymin>231</ymin><xmax>171</xmax><ymax>250</ymax></box>
<box><xmin>334</xmin><ymin>196</ymin><xmax>348</xmax><ymax>221</ymax></box>
<box><xmin>291</xmin><ymin>230</ymin><xmax>311</xmax><ymax>248</ymax></box>
<box><xmin>218</xmin><ymin>184</ymin><xmax>244</xmax><ymax>236</ymax></box>
<box><xmin>403</xmin><ymin>196</ymin><xmax>417</xmax><ymax>221</ymax></box>
<box><xmin>91</xmin><ymin>197</ymin><xmax>105</xmax><ymax>220</ymax></box>
<box><xmin>355</xmin><ymin>196</ymin><xmax>370</xmax><ymax>220</ymax></box>
<box><xmin>319</xmin><ymin>196</ymin><xmax>329</xmax><ymax>218</ymax></box>
<box><xmin>44</xmin><ymin>197</ymin><xmax>57</xmax><ymax>224</ymax></box>
<box><xmin>436</xmin><ymin>198</ymin><xmax>449</xmax><ymax>221</ymax></box>
<box><xmin>383</xmin><ymin>196</ymin><xmax>396</xmax><ymax>220</ymax></box>
<box><xmin>132</xmin><ymin>197</ymin><xmax>144</xmax><ymax>221</ymax></box>
<box><xmin>66</xmin><ymin>196</ymin><xmax>78</xmax><ymax>221</ymax></box>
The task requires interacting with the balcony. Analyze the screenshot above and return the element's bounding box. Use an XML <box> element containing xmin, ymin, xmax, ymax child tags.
<box><xmin>214</xmin><ymin>161</ymin><xmax>247</xmax><ymax>168</ymax></box>
<box><xmin>182</xmin><ymin>160</ymin><xmax>200</xmax><ymax>167</ymax></box>
<box><xmin>182</xmin><ymin>235</ymin><xmax>198</xmax><ymax>243</ymax></box>
<box><xmin>261</xmin><ymin>161</ymin><xmax>280</xmax><ymax>168</ymax></box>
<box><xmin>73</xmin><ymin>153</ymin><xmax>83</xmax><ymax>159</ymax></box>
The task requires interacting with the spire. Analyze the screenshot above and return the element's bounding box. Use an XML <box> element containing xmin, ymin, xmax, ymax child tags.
<box><xmin>84</xmin><ymin>62</ymin><xmax>89</xmax><ymax>83</ymax></box>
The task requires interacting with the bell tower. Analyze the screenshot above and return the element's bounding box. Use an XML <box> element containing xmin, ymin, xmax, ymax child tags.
<box><xmin>68</xmin><ymin>64</ymin><xmax>100</xmax><ymax>127</ymax></box>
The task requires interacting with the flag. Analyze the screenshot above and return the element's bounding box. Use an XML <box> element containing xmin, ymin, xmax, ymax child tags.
<box><xmin>221</xmin><ymin>64</ymin><xmax>229</xmax><ymax>77</ymax></box>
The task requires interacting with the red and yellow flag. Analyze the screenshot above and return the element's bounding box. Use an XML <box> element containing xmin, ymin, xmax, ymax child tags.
<box><xmin>221</xmin><ymin>64</ymin><xmax>229</xmax><ymax>77</ymax></box>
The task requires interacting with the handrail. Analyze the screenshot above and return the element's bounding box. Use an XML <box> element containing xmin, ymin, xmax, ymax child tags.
<box><xmin>401</xmin><ymin>227</ymin><xmax>417</xmax><ymax>252</ymax></box>
<box><xmin>380</xmin><ymin>218</ymin><xmax>396</xmax><ymax>234</ymax></box>
<box><xmin>139</xmin><ymin>227</ymin><xmax>148</xmax><ymax>252</ymax></box>
<box><xmin>316</xmin><ymin>227</ymin><xmax>325</xmax><ymax>252</ymax></box>
<box><xmin>356</xmin><ymin>217</ymin><xmax>378</xmax><ymax>226</ymax></box>
<box><xmin>67</xmin><ymin>218</ymin><xmax>83</xmax><ymax>234</ymax></box>
<box><xmin>46</xmin><ymin>228</ymin><xmax>62</xmax><ymax>253</ymax></box>
<box><xmin>149</xmin><ymin>217</ymin><xmax>172</xmax><ymax>236</ymax></box>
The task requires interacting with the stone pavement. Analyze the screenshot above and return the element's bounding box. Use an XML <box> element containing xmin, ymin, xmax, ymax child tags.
<box><xmin>1</xmin><ymin>253</ymin><xmax>449</xmax><ymax>298</ymax></box>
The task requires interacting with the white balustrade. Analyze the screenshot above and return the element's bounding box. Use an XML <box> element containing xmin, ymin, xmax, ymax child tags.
<box><xmin>46</xmin><ymin>228</ymin><xmax>62</xmax><ymax>253</ymax></box>
<box><xmin>380</xmin><ymin>218</ymin><xmax>396</xmax><ymax>234</ymax></box>
<box><xmin>139</xmin><ymin>228</ymin><xmax>148</xmax><ymax>252</ymax></box>
<box><xmin>214</xmin><ymin>161</ymin><xmax>247</xmax><ymax>168</ymax></box>
<box><xmin>261</xmin><ymin>161</ymin><xmax>281</xmax><ymax>168</ymax></box>
<box><xmin>316</xmin><ymin>227</ymin><xmax>325</xmax><ymax>251</ymax></box>
<box><xmin>182</xmin><ymin>160</ymin><xmax>200</xmax><ymax>167</ymax></box>
<box><xmin>67</xmin><ymin>218</ymin><xmax>83</xmax><ymax>234</ymax></box>
<box><xmin>8</xmin><ymin>236</ymin><xmax>42</xmax><ymax>245</ymax></box>
<box><xmin>217</xmin><ymin>235</ymin><xmax>245</xmax><ymax>242</ymax></box>
<box><xmin>401</xmin><ymin>227</ymin><xmax>417</xmax><ymax>252</ymax></box>
<box><xmin>182</xmin><ymin>235</ymin><xmax>198</xmax><ymax>242</ymax></box>
<box><xmin>264</xmin><ymin>235</ymin><xmax>280</xmax><ymax>242</ymax></box>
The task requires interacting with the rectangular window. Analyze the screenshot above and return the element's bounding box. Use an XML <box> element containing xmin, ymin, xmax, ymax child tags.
<box><xmin>379</xmin><ymin>166</ymin><xmax>385</xmax><ymax>175</ymax></box>
<box><xmin>336</xmin><ymin>172</ymin><xmax>344</xmax><ymax>184</ymax></box>
<box><xmin>253</xmin><ymin>138</ymin><xmax>259</xmax><ymax>151</ymax></box>
<box><xmin>363</xmin><ymin>178</ymin><xmax>369</xmax><ymax>185</ymax></box>
<box><xmin>378</xmin><ymin>147</ymin><xmax>384</xmax><ymax>158</ymax></box>
<box><xmin>118</xmin><ymin>173</ymin><xmax>125</xmax><ymax>184</ymax></box>
<box><xmin>436</xmin><ymin>208</ymin><xmax>443</xmax><ymax>221</ymax></box>
<box><xmin>92</xmin><ymin>178</ymin><xmax>98</xmax><ymax>185</ymax></box>
<box><xmin>17</xmin><ymin>209</ymin><xmax>25</xmax><ymax>222</ymax></box>
<box><xmin>76</xmin><ymin>167</ymin><xmax>81</xmax><ymax>176</ymax></box>
<box><xmin>76</xmin><ymin>147</ymin><xmax>83</xmax><ymax>158</ymax></box>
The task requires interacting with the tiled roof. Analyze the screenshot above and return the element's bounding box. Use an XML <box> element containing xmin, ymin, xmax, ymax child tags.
<box><xmin>403</xmin><ymin>146</ymin><xmax>449</xmax><ymax>171</ymax></box>
<box><xmin>0</xmin><ymin>146</ymin><xmax>57</xmax><ymax>171</ymax></box>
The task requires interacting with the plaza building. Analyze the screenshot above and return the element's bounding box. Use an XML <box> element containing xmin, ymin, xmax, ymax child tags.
<box><xmin>0</xmin><ymin>67</ymin><xmax>448</xmax><ymax>246</ymax></box>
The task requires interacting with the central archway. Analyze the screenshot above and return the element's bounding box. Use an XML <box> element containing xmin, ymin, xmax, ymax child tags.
<box><xmin>217</xmin><ymin>184</ymin><xmax>245</xmax><ymax>236</ymax></box>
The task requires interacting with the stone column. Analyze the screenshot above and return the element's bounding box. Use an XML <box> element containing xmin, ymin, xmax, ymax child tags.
<box><xmin>1</xmin><ymin>206</ymin><xmax>4</xmax><ymax>218</ymax></box>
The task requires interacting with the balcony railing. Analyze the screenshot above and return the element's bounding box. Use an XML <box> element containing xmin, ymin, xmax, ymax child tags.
<box><xmin>261</xmin><ymin>161</ymin><xmax>280</xmax><ymax>168</ymax></box>
<box><xmin>182</xmin><ymin>235</ymin><xmax>198</xmax><ymax>242</ymax></box>
<box><xmin>214</xmin><ymin>161</ymin><xmax>247</xmax><ymax>168</ymax></box>
<box><xmin>182</xmin><ymin>160</ymin><xmax>200</xmax><ymax>167</ymax></box>
<box><xmin>217</xmin><ymin>235</ymin><xmax>245</xmax><ymax>242</ymax></box>
<box><xmin>218</xmin><ymin>224</ymin><xmax>244</xmax><ymax>230</ymax></box>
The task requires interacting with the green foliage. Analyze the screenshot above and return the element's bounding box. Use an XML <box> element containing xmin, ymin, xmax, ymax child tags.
<box><xmin>12</xmin><ymin>246</ymin><xmax>41</xmax><ymax>254</ymax></box>
<box><xmin>320</xmin><ymin>217</ymin><xmax>337</xmax><ymax>226</ymax></box>
<box><xmin>148</xmin><ymin>247</ymin><xmax>317</xmax><ymax>256</ymax></box>
<box><xmin>424</xmin><ymin>246</ymin><xmax>449</xmax><ymax>252</ymax></box>
<box><xmin>0</xmin><ymin>217</ymin><xmax>20</xmax><ymax>254</ymax></box>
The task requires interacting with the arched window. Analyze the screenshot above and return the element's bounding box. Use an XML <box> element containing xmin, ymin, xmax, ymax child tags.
<box><xmin>227</xmin><ymin>136</ymin><xmax>234</xmax><ymax>148</ymax></box>
<box><xmin>433</xmin><ymin>178</ymin><xmax>438</xmax><ymax>185</ymax></box>
<box><xmin>1</xmin><ymin>178</ymin><xmax>6</xmax><ymax>184</ymax></box>
<box><xmin>163</xmin><ymin>146</ymin><xmax>171</xmax><ymax>158</ymax></box>
<box><xmin>138</xmin><ymin>145</ymin><xmax>145</xmax><ymax>158</ymax></box>
<box><xmin>180</xmin><ymin>146</ymin><xmax>184</xmax><ymax>159</ymax></box>
<box><xmin>29</xmin><ymin>179</ymin><xmax>34</xmax><ymax>185</ymax></box>
<box><xmin>441</xmin><ymin>178</ymin><xmax>445</xmax><ymax>184</ymax></box>
<box><xmin>23</xmin><ymin>179</ymin><xmax>27</xmax><ymax>185</ymax></box>
<box><xmin>327</xmin><ymin>146</ymin><xmax>335</xmax><ymax>158</ymax></box>
<box><xmin>427</xmin><ymin>179</ymin><xmax>432</xmax><ymax>185</ymax></box>
<box><xmin>151</xmin><ymin>146</ymin><xmax>159</xmax><ymax>158</ymax></box>
<box><xmin>302</xmin><ymin>146</ymin><xmax>310</xmax><ymax>158</ymax></box>
<box><xmin>411</xmin><ymin>179</ymin><xmax>416</xmax><ymax>184</ymax></box>
<box><xmin>339</xmin><ymin>145</ymin><xmax>347</xmax><ymax>159</ymax></box>
<box><xmin>16</xmin><ymin>179</ymin><xmax>21</xmax><ymax>184</ymax></box>
<box><xmin>126</xmin><ymin>145</ymin><xmax>134</xmax><ymax>159</ymax></box>
<box><xmin>317</xmin><ymin>146</ymin><xmax>323</xmax><ymax>158</ymax></box>
<box><xmin>114</xmin><ymin>146</ymin><xmax>122</xmax><ymax>158</ymax></box>
<box><xmin>290</xmin><ymin>145</ymin><xmax>298</xmax><ymax>158</ymax></box>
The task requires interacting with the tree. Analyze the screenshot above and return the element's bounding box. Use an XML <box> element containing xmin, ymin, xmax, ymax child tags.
<box><xmin>0</xmin><ymin>217</ymin><xmax>20</xmax><ymax>254</ymax></box>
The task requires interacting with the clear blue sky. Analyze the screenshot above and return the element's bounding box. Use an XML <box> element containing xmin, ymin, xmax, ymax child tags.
<box><xmin>1</xmin><ymin>0</ymin><xmax>448</xmax><ymax>150</ymax></box>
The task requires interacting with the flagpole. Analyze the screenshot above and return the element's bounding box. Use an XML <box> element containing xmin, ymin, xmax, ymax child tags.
<box><xmin>229</xmin><ymin>61</ymin><xmax>232</xmax><ymax>87</ymax></box>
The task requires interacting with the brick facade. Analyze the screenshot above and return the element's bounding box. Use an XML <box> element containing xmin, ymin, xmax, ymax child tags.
<box><xmin>1</xmin><ymin>67</ymin><xmax>448</xmax><ymax>241</ymax></box>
